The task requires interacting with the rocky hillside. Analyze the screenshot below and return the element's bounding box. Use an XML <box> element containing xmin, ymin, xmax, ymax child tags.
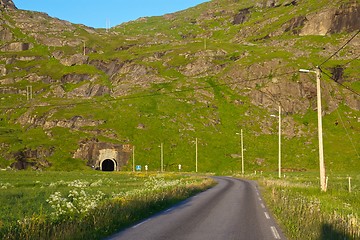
<box><xmin>0</xmin><ymin>0</ymin><xmax>359</xmax><ymax>173</ymax></box>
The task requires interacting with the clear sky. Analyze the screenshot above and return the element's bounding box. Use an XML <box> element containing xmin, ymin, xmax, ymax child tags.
<box><xmin>12</xmin><ymin>0</ymin><xmax>209</xmax><ymax>29</ymax></box>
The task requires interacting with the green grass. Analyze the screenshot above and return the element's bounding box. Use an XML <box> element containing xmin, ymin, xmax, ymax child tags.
<box><xmin>0</xmin><ymin>171</ymin><xmax>215</xmax><ymax>240</ymax></box>
<box><xmin>256</xmin><ymin>172</ymin><xmax>360</xmax><ymax>239</ymax></box>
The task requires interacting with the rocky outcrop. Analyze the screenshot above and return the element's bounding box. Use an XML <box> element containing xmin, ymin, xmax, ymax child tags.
<box><xmin>255</xmin><ymin>0</ymin><xmax>280</xmax><ymax>8</ymax></box>
<box><xmin>233</xmin><ymin>8</ymin><xmax>251</xmax><ymax>25</ymax></box>
<box><xmin>67</xmin><ymin>83</ymin><xmax>110</xmax><ymax>98</ymax></box>
<box><xmin>0</xmin><ymin>42</ymin><xmax>33</xmax><ymax>52</ymax></box>
<box><xmin>112</xmin><ymin>62</ymin><xmax>167</xmax><ymax>96</ymax></box>
<box><xmin>179</xmin><ymin>50</ymin><xmax>227</xmax><ymax>77</ymax></box>
<box><xmin>0</xmin><ymin>0</ymin><xmax>16</xmax><ymax>9</ymax></box>
<box><xmin>300</xmin><ymin>2</ymin><xmax>360</xmax><ymax>35</ymax></box>
<box><xmin>59</xmin><ymin>54</ymin><xmax>89</xmax><ymax>66</ymax></box>
<box><xmin>10</xmin><ymin>147</ymin><xmax>53</xmax><ymax>170</ymax></box>
<box><xmin>61</xmin><ymin>73</ymin><xmax>90</xmax><ymax>84</ymax></box>
<box><xmin>16</xmin><ymin>111</ymin><xmax>106</xmax><ymax>130</ymax></box>
<box><xmin>90</xmin><ymin>59</ymin><xmax>124</xmax><ymax>78</ymax></box>
<box><xmin>0</xmin><ymin>64</ymin><xmax>6</xmax><ymax>76</ymax></box>
<box><xmin>329</xmin><ymin>2</ymin><xmax>360</xmax><ymax>33</ymax></box>
<box><xmin>0</xmin><ymin>26</ymin><xmax>13</xmax><ymax>41</ymax></box>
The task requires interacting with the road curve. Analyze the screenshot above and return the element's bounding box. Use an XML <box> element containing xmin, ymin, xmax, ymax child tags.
<box><xmin>105</xmin><ymin>177</ymin><xmax>286</xmax><ymax>240</ymax></box>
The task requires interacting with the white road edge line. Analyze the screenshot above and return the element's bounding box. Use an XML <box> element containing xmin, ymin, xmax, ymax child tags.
<box><xmin>132</xmin><ymin>219</ymin><xmax>151</xmax><ymax>229</ymax></box>
<box><xmin>271</xmin><ymin>226</ymin><xmax>281</xmax><ymax>239</ymax></box>
<box><xmin>264</xmin><ymin>212</ymin><xmax>270</xmax><ymax>219</ymax></box>
<box><xmin>261</xmin><ymin>203</ymin><xmax>265</xmax><ymax>208</ymax></box>
<box><xmin>165</xmin><ymin>207</ymin><xmax>175</xmax><ymax>213</ymax></box>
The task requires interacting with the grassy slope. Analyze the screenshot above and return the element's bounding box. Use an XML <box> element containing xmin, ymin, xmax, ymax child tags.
<box><xmin>0</xmin><ymin>0</ymin><xmax>359</xmax><ymax>174</ymax></box>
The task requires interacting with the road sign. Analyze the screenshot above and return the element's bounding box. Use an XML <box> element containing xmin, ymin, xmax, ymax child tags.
<box><xmin>136</xmin><ymin>165</ymin><xmax>141</xmax><ymax>171</ymax></box>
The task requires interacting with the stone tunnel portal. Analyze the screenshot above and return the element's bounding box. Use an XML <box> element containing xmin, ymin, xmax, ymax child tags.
<box><xmin>101</xmin><ymin>159</ymin><xmax>117</xmax><ymax>171</ymax></box>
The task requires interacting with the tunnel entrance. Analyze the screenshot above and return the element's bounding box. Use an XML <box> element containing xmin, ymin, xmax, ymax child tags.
<box><xmin>101</xmin><ymin>159</ymin><xmax>116</xmax><ymax>171</ymax></box>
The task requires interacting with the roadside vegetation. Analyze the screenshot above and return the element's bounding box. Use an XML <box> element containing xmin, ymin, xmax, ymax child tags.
<box><xmin>255</xmin><ymin>171</ymin><xmax>360</xmax><ymax>240</ymax></box>
<box><xmin>0</xmin><ymin>171</ymin><xmax>215</xmax><ymax>240</ymax></box>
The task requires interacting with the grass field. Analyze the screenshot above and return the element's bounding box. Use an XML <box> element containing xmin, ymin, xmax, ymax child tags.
<box><xmin>253</xmin><ymin>171</ymin><xmax>360</xmax><ymax>240</ymax></box>
<box><xmin>0</xmin><ymin>170</ymin><xmax>215</xmax><ymax>240</ymax></box>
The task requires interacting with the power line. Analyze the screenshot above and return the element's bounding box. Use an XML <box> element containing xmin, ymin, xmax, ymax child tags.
<box><xmin>0</xmin><ymin>70</ymin><xmax>298</xmax><ymax>111</ymax></box>
<box><xmin>321</xmin><ymin>74</ymin><xmax>360</xmax><ymax>159</ymax></box>
<box><xmin>343</xmin><ymin>54</ymin><xmax>360</xmax><ymax>66</ymax></box>
<box><xmin>320</xmin><ymin>68</ymin><xmax>360</xmax><ymax>97</ymax></box>
<box><xmin>319</xmin><ymin>30</ymin><xmax>360</xmax><ymax>67</ymax></box>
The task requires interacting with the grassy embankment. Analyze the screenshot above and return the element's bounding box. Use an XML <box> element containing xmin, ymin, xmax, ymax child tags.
<box><xmin>253</xmin><ymin>171</ymin><xmax>360</xmax><ymax>240</ymax></box>
<box><xmin>0</xmin><ymin>171</ymin><xmax>215</xmax><ymax>240</ymax></box>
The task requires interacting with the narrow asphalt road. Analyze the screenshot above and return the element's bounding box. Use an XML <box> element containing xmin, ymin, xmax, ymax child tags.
<box><xmin>106</xmin><ymin>177</ymin><xmax>286</xmax><ymax>240</ymax></box>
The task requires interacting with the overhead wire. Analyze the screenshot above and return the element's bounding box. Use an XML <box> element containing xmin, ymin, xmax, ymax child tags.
<box><xmin>320</xmin><ymin>68</ymin><xmax>360</xmax><ymax>97</ymax></box>
<box><xmin>318</xmin><ymin>29</ymin><xmax>360</xmax><ymax>67</ymax></box>
<box><xmin>321</xmin><ymin>72</ymin><xmax>360</xmax><ymax>159</ymax></box>
<box><xmin>315</xmin><ymin>29</ymin><xmax>360</xmax><ymax>97</ymax></box>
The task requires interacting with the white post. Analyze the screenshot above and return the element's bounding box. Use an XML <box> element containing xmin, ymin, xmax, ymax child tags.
<box><xmin>348</xmin><ymin>177</ymin><xmax>352</xmax><ymax>193</ymax></box>
<box><xmin>241</xmin><ymin>129</ymin><xmax>244</xmax><ymax>175</ymax></box>
<box><xmin>195</xmin><ymin>138</ymin><xmax>198</xmax><ymax>173</ymax></box>
<box><xmin>278</xmin><ymin>106</ymin><xmax>282</xmax><ymax>178</ymax></box>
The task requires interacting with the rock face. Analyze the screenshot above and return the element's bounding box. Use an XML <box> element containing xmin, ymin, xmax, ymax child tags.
<box><xmin>10</xmin><ymin>147</ymin><xmax>53</xmax><ymax>170</ymax></box>
<box><xmin>0</xmin><ymin>26</ymin><xmax>13</xmax><ymax>41</ymax></box>
<box><xmin>73</xmin><ymin>139</ymin><xmax>132</xmax><ymax>171</ymax></box>
<box><xmin>233</xmin><ymin>8</ymin><xmax>251</xmax><ymax>25</ymax></box>
<box><xmin>16</xmin><ymin>112</ymin><xmax>106</xmax><ymax>130</ymax></box>
<box><xmin>301</xmin><ymin>2</ymin><xmax>360</xmax><ymax>35</ymax></box>
<box><xmin>330</xmin><ymin>2</ymin><xmax>360</xmax><ymax>33</ymax></box>
<box><xmin>0</xmin><ymin>0</ymin><xmax>16</xmax><ymax>9</ymax></box>
<box><xmin>0</xmin><ymin>42</ymin><xmax>33</xmax><ymax>52</ymax></box>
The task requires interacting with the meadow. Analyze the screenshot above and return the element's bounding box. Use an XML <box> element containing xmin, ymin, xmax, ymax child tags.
<box><xmin>0</xmin><ymin>170</ymin><xmax>215</xmax><ymax>240</ymax></box>
<box><xmin>255</xmin><ymin>171</ymin><xmax>360</xmax><ymax>240</ymax></box>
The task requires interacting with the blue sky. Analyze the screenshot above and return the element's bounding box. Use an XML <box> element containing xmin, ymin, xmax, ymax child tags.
<box><xmin>12</xmin><ymin>0</ymin><xmax>209</xmax><ymax>28</ymax></box>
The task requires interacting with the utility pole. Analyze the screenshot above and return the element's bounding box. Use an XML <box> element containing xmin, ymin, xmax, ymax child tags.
<box><xmin>241</xmin><ymin>129</ymin><xmax>244</xmax><ymax>175</ymax></box>
<box><xmin>299</xmin><ymin>67</ymin><xmax>326</xmax><ymax>192</ymax></box>
<box><xmin>278</xmin><ymin>106</ymin><xmax>282</xmax><ymax>178</ymax></box>
<box><xmin>26</xmin><ymin>86</ymin><xmax>32</xmax><ymax>101</ymax></box>
<box><xmin>106</xmin><ymin>18</ymin><xmax>111</xmax><ymax>32</ymax></box>
<box><xmin>160</xmin><ymin>143</ymin><xmax>164</xmax><ymax>172</ymax></box>
<box><xmin>195</xmin><ymin>138</ymin><xmax>198</xmax><ymax>173</ymax></box>
<box><xmin>236</xmin><ymin>130</ymin><xmax>245</xmax><ymax>175</ymax></box>
<box><xmin>271</xmin><ymin>106</ymin><xmax>282</xmax><ymax>178</ymax></box>
<box><xmin>132</xmin><ymin>146</ymin><xmax>135</xmax><ymax>173</ymax></box>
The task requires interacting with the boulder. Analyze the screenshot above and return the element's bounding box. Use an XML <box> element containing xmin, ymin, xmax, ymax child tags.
<box><xmin>60</xmin><ymin>54</ymin><xmax>89</xmax><ymax>66</ymax></box>
<box><xmin>1</xmin><ymin>42</ymin><xmax>33</xmax><ymax>52</ymax></box>
<box><xmin>61</xmin><ymin>73</ymin><xmax>90</xmax><ymax>84</ymax></box>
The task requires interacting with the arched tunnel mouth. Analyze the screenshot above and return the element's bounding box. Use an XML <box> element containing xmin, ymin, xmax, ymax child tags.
<box><xmin>101</xmin><ymin>159</ymin><xmax>116</xmax><ymax>172</ymax></box>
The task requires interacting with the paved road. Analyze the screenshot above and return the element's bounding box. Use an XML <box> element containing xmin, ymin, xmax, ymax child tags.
<box><xmin>106</xmin><ymin>177</ymin><xmax>286</xmax><ymax>240</ymax></box>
